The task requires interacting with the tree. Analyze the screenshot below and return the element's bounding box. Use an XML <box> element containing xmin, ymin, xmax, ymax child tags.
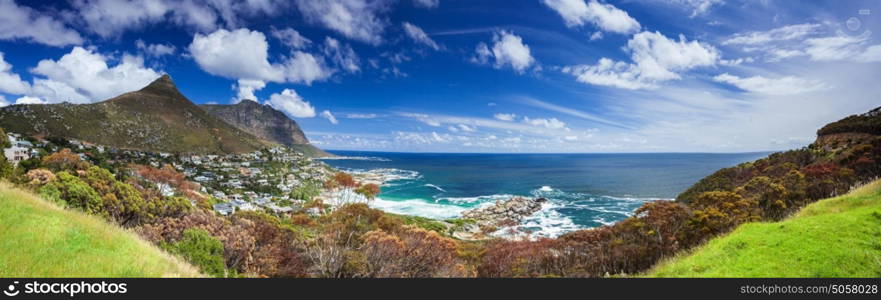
<box><xmin>355</xmin><ymin>183</ymin><xmax>381</xmax><ymax>200</ymax></box>
<box><xmin>333</xmin><ymin>172</ymin><xmax>357</xmax><ymax>188</ymax></box>
<box><xmin>290</xmin><ymin>182</ymin><xmax>320</xmax><ymax>201</ymax></box>
<box><xmin>42</xmin><ymin>149</ymin><xmax>87</xmax><ymax>172</ymax></box>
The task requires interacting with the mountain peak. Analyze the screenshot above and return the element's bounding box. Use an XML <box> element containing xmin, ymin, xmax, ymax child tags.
<box><xmin>138</xmin><ymin>74</ymin><xmax>180</xmax><ymax>96</ymax></box>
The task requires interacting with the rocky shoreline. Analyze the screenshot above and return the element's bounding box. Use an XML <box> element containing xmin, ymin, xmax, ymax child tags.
<box><xmin>452</xmin><ymin>197</ymin><xmax>547</xmax><ymax>240</ymax></box>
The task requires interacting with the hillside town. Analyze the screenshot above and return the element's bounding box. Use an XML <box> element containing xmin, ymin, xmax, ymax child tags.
<box><xmin>2</xmin><ymin>131</ymin><xmax>371</xmax><ymax>217</ymax></box>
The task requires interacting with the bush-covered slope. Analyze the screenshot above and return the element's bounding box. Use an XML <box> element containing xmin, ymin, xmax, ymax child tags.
<box><xmin>0</xmin><ymin>182</ymin><xmax>202</xmax><ymax>277</ymax></box>
<box><xmin>646</xmin><ymin>180</ymin><xmax>881</xmax><ymax>277</ymax></box>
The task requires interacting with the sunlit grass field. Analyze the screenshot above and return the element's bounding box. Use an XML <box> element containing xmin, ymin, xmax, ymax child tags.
<box><xmin>0</xmin><ymin>182</ymin><xmax>202</xmax><ymax>277</ymax></box>
<box><xmin>647</xmin><ymin>180</ymin><xmax>881</xmax><ymax>277</ymax></box>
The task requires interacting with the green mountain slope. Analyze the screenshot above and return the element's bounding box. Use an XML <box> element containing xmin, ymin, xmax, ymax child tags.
<box><xmin>0</xmin><ymin>182</ymin><xmax>202</xmax><ymax>277</ymax></box>
<box><xmin>0</xmin><ymin>75</ymin><xmax>271</xmax><ymax>154</ymax></box>
<box><xmin>646</xmin><ymin>180</ymin><xmax>881</xmax><ymax>278</ymax></box>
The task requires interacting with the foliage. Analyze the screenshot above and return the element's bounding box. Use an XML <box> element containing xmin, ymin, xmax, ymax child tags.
<box><xmin>361</xmin><ymin>226</ymin><xmax>467</xmax><ymax>277</ymax></box>
<box><xmin>355</xmin><ymin>183</ymin><xmax>381</xmax><ymax>200</ymax></box>
<box><xmin>42</xmin><ymin>148</ymin><xmax>88</xmax><ymax>172</ymax></box>
<box><xmin>162</xmin><ymin>228</ymin><xmax>227</xmax><ymax>277</ymax></box>
<box><xmin>290</xmin><ymin>182</ymin><xmax>321</xmax><ymax>201</ymax></box>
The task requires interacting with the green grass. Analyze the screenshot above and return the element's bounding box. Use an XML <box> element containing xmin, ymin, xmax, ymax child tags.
<box><xmin>0</xmin><ymin>182</ymin><xmax>202</xmax><ymax>277</ymax></box>
<box><xmin>647</xmin><ymin>180</ymin><xmax>881</xmax><ymax>278</ymax></box>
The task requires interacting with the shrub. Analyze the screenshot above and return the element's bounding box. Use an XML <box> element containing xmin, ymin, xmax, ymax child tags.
<box><xmin>361</xmin><ymin>226</ymin><xmax>466</xmax><ymax>277</ymax></box>
<box><xmin>163</xmin><ymin>228</ymin><xmax>227</xmax><ymax>277</ymax></box>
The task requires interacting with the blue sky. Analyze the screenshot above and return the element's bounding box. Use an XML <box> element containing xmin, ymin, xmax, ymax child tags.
<box><xmin>1</xmin><ymin>0</ymin><xmax>880</xmax><ymax>153</ymax></box>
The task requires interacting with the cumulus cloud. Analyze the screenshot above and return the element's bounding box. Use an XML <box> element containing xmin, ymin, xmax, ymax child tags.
<box><xmin>190</xmin><ymin>28</ymin><xmax>332</xmax><ymax>101</ymax></box>
<box><xmin>135</xmin><ymin>39</ymin><xmax>176</xmax><ymax>57</ymax></box>
<box><xmin>0</xmin><ymin>52</ymin><xmax>31</xmax><ymax>95</ymax></box>
<box><xmin>271</xmin><ymin>27</ymin><xmax>312</xmax><ymax>49</ymax></box>
<box><xmin>413</xmin><ymin>0</ymin><xmax>438</xmax><ymax>9</ymax></box>
<box><xmin>29</xmin><ymin>47</ymin><xmax>161</xmax><ymax>103</ymax></box>
<box><xmin>321</xmin><ymin>110</ymin><xmax>339</xmax><ymax>124</ymax></box>
<box><xmin>473</xmin><ymin>31</ymin><xmax>536</xmax><ymax>73</ymax></box>
<box><xmin>322</xmin><ymin>37</ymin><xmax>361</xmax><ymax>73</ymax></box>
<box><xmin>403</xmin><ymin>22</ymin><xmax>440</xmax><ymax>50</ymax></box>
<box><xmin>563</xmin><ymin>31</ymin><xmax>719</xmax><ymax>89</ymax></box>
<box><xmin>283</xmin><ymin>51</ymin><xmax>334</xmax><ymax>84</ymax></box>
<box><xmin>266</xmin><ymin>88</ymin><xmax>316</xmax><ymax>118</ymax></box>
<box><xmin>190</xmin><ymin>28</ymin><xmax>285</xmax><ymax>82</ymax></box>
<box><xmin>0</xmin><ymin>0</ymin><xmax>83</xmax><ymax>47</ymax></box>
<box><xmin>234</xmin><ymin>79</ymin><xmax>266</xmax><ymax>101</ymax></box>
<box><xmin>494</xmin><ymin>113</ymin><xmax>517</xmax><ymax>121</ymax></box>
<box><xmin>294</xmin><ymin>0</ymin><xmax>391</xmax><ymax>45</ymax></box>
<box><xmin>542</xmin><ymin>0</ymin><xmax>640</xmax><ymax>34</ymax></box>
<box><xmin>15</xmin><ymin>95</ymin><xmax>46</xmax><ymax>105</ymax></box>
<box><xmin>713</xmin><ymin>73</ymin><xmax>831</xmax><ymax>95</ymax></box>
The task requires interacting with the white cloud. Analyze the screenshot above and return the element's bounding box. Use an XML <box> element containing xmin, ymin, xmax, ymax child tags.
<box><xmin>804</xmin><ymin>34</ymin><xmax>872</xmax><ymax>62</ymax></box>
<box><xmin>271</xmin><ymin>27</ymin><xmax>312</xmax><ymax>49</ymax></box>
<box><xmin>284</xmin><ymin>51</ymin><xmax>334</xmax><ymax>84</ymax></box>
<box><xmin>667</xmin><ymin>0</ymin><xmax>724</xmax><ymax>17</ymax></box>
<box><xmin>0</xmin><ymin>52</ymin><xmax>31</xmax><ymax>95</ymax></box>
<box><xmin>265</xmin><ymin>89</ymin><xmax>316</xmax><ymax>118</ymax></box>
<box><xmin>542</xmin><ymin>0</ymin><xmax>640</xmax><ymax>34</ymax></box>
<box><xmin>413</xmin><ymin>0</ymin><xmax>438</xmax><ymax>9</ymax></box>
<box><xmin>723</xmin><ymin>23</ymin><xmax>822</xmax><ymax>46</ymax></box>
<box><xmin>345</xmin><ymin>113</ymin><xmax>378</xmax><ymax>119</ymax></box>
<box><xmin>519</xmin><ymin>96</ymin><xmax>629</xmax><ymax>128</ymax></box>
<box><xmin>403</xmin><ymin>22</ymin><xmax>440</xmax><ymax>50</ymax></box>
<box><xmin>562</xmin><ymin>58</ymin><xmax>652</xmax><ymax>90</ymax></box>
<box><xmin>0</xmin><ymin>0</ymin><xmax>83</xmax><ymax>47</ymax></box>
<box><xmin>71</xmin><ymin>0</ymin><xmax>288</xmax><ymax>38</ymax></box>
<box><xmin>190</xmin><ymin>28</ymin><xmax>332</xmax><ymax>99</ymax></box>
<box><xmin>234</xmin><ymin>79</ymin><xmax>266</xmax><ymax>101</ymax></box>
<box><xmin>322</xmin><ymin>37</ymin><xmax>361</xmax><ymax>73</ymax></box>
<box><xmin>713</xmin><ymin>73</ymin><xmax>831</xmax><ymax>95</ymax></box>
<box><xmin>400</xmin><ymin>112</ymin><xmax>441</xmax><ymax>126</ymax></box>
<box><xmin>190</xmin><ymin>28</ymin><xmax>285</xmax><ymax>81</ymax></box>
<box><xmin>135</xmin><ymin>39</ymin><xmax>176</xmax><ymax>57</ymax></box>
<box><xmin>627</xmin><ymin>31</ymin><xmax>720</xmax><ymax>80</ymax></box>
<box><xmin>523</xmin><ymin>116</ymin><xmax>567</xmax><ymax>130</ymax></box>
<box><xmin>563</xmin><ymin>31</ymin><xmax>719</xmax><ymax>89</ymax></box>
<box><xmin>457</xmin><ymin>124</ymin><xmax>476</xmax><ymax>132</ymax></box>
<box><xmin>494</xmin><ymin>113</ymin><xmax>517</xmax><ymax>121</ymax></box>
<box><xmin>29</xmin><ymin>47</ymin><xmax>161</xmax><ymax>103</ymax></box>
<box><xmin>0</xmin><ymin>95</ymin><xmax>7</xmax><ymax>107</ymax></box>
<box><xmin>294</xmin><ymin>0</ymin><xmax>391</xmax><ymax>45</ymax></box>
<box><xmin>74</xmin><ymin>0</ymin><xmax>208</xmax><ymax>37</ymax></box>
<box><xmin>15</xmin><ymin>95</ymin><xmax>46</xmax><ymax>105</ymax></box>
<box><xmin>321</xmin><ymin>110</ymin><xmax>339</xmax><ymax>124</ymax></box>
<box><xmin>473</xmin><ymin>30</ymin><xmax>536</xmax><ymax>73</ymax></box>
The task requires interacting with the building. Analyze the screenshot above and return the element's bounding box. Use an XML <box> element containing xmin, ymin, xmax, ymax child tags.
<box><xmin>3</xmin><ymin>133</ymin><xmax>32</xmax><ymax>165</ymax></box>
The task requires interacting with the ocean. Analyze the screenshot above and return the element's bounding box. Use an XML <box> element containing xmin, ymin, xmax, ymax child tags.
<box><xmin>320</xmin><ymin>151</ymin><xmax>770</xmax><ymax>237</ymax></box>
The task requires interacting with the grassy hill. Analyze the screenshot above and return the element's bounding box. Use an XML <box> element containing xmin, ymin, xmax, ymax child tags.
<box><xmin>0</xmin><ymin>182</ymin><xmax>202</xmax><ymax>277</ymax></box>
<box><xmin>0</xmin><ymin>75</ymin><xmax>271</xmax><ymax>154</ymax></box>
<box><xmin>646</xmin><ymin>180</ymin><xmax>881</xmax><ymax>278</ymax></box>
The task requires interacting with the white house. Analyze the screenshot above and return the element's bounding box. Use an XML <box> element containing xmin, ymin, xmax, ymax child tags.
<box><xmin>3</xmin><ymin>133</ymin><xmax>32</xmax><ymax>165</ymax></box>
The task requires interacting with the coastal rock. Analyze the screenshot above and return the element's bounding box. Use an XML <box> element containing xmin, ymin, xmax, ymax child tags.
<box><xmin>460</xmin><ymin>197</ymin><xmax>546</xmax><ymax>229</ymax></box>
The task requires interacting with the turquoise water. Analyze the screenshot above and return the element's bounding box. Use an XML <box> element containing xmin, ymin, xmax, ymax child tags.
<box><xmin>321</xmin><ymin>151</ymin><xmax>769</xmax><ymax>237</ymax></box>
